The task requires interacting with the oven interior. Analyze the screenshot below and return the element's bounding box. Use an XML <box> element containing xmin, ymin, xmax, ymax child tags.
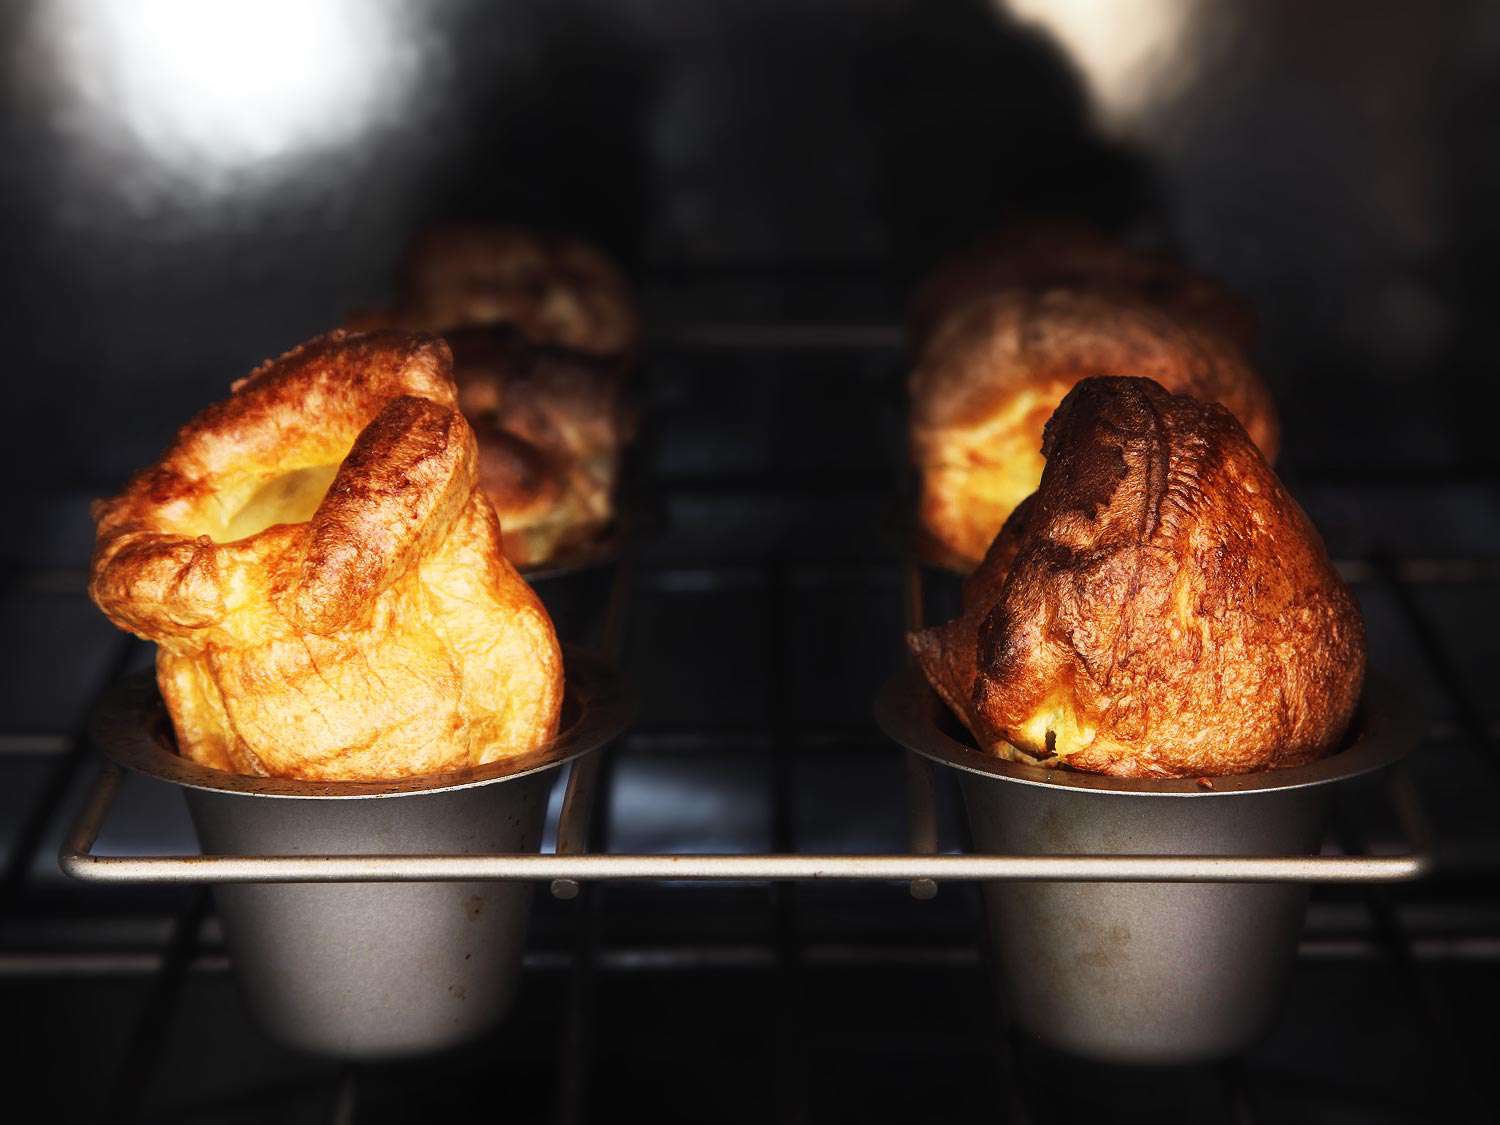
<box><xmin>2</xmin><ymin>3</ymin><xmax>1498</xmax><ymax>1121</ymax></box>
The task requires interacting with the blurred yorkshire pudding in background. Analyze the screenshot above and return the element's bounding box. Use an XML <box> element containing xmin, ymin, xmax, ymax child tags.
<box><xmin>348</xmin><ymin>226</ymin><xmax>643</xmax><ymax>567</ymax></box>
<box><xmin>907</xmin><ymin>219</ymin><xmax>1257</xmax><ymax>352</ymax></box>
<box><xmin>386</xmin><ymin>224</ymin><xmax>642</xmax><ymax>359</ymax></box>
<box><xmin>447</xmin><ymin>326</ymin><xmax>635</xmax><ymax>566</ymax></box>
<box><xmin>89</xmin><ymin>330</ymin><xmax>563</xmax><ymax>781</ymax></box>
<box><xmin>908</xmin><ymin>376</ymin><xmax>1364</xmax><ymax>780</ymax></box>
<box><xmin>909</xmin><ymin>288</ymin><xmax>1279</xmax><ymax>569</ymax></box>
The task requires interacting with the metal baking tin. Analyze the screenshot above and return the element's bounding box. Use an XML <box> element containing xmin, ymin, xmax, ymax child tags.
<box><xmin>80</xmin><ymin>646</ymin><xmax>632</xmax><ymax>1059</ymax></box>
<box><xmin>874</xmin><ymin>666</ymin><xmax>1426</xmax><ymax>1065</ymax></box>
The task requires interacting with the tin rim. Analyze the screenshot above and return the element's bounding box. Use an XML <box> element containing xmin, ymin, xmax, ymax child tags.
<box><xmin>89</xmin><ymin>644</ymin><xmax>633</xmax><ymax>799</ymax></box>
<box><xmin>874</xmin><ymin>666</ymin><xmax>1419</xmax><ymax>797</ymax></box>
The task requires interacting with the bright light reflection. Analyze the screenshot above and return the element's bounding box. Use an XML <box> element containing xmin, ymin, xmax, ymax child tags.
<box><xmin>37</xmin><ymin>0</ymin><xmax>422</xmax><ymax>187</ymax></box>
<box><xmin>1001</xmin><ymin>0</ymin><xmax>1205</xmax><ymax>133</ymax></box>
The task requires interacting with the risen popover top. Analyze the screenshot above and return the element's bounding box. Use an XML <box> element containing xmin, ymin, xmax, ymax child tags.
<box><xmin>908</xmin><ymin>376</ymin><xmax>1363</xmax><ymax>779</ymax></box>
<box><xmin>90</xmin><ymin>330</ymin><xmax>563</xmax><ymax>780</ymax></box>
<box><xmin>907</xmin><ymin>220</ymin><xmax>1256</xmax><ymax>352</ymax></box>
<box><xmin>909</xmin><ymin>287</ymin><xmax>1280</xmax><ymax>568</ymax></box>
<box><xmin>396</xmin><ymin>225</ymin><xmax>641</xmax><ymax>358</ymax></box>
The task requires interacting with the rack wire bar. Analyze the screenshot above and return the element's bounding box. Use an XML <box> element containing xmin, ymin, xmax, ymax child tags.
<box><xmin>1375</xmin><ymin>553</ymin><xmax>1500</xmax><ymax>776</ymax></box>
<box><xmin>901</xmin><ymin>549</ymin><xmax>943</xmax><ymax>900</ymax></box>
<box><xmin>1334</xmin><ymin>798</ymin><xmax>1477</xmax><ymax>1117</ymax></box>
<box><xmin>766</xmin><ymin>559</ymin><xmax>810</xmax><ymax>1125</ymax></box>
<box><xmin>549</xmin><ymin>546</ymin><xmax>635</xmax><ymax>901</ymax></box>
<box><xmin>552</xmin><ymin>545</ymin><xmax>634</xmax><ymax>1125</ymax></box>
<box><xmin>101</xmin><ymin>888</ymin><xmax>211</xmax><ymax>1123</ymax></box>
<box><xmin>60</xmin><ymin>757</ymin><xmax>1431</xmax><ymax>886</ymax></box>
<box><xmin>2</xmin><ymin>633</ymin><xmax>138</xmax><ymax>910</ymax></box>
<box><xmin>903</xmin><ymin>752</ymin><xmax>940</xmax><ymax>901</ymax></box>
<box><xmin>12</xmin><ymin>930</ymin><xmax>1500</xmax><ymax>980</ymax></box>
<box><xmin>548</xmin><ymin>756</ymin><xmax>604</xmax><ymax>903</ymax></box>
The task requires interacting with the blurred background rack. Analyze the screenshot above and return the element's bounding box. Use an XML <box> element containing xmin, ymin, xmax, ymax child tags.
<box><xmin>5</xmin><ymin>2</ymin><xmax>1500</xmax><ymax>1122</ymax></box>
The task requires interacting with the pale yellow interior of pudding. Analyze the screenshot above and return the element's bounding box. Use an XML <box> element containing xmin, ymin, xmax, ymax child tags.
<box><xmin>926</xmin><ymin>386</ymin><xmax>1095</xmax><ymax>764</ymax></box>
<box><xmin>957</xmin><ymin>450</ymin><xmax>1046</xmax><ymax>520</ymax></box>
<box><xmin>186</xmin><ymin>462</ymin><xmax>343</xmax><ymax>544</ymax></box>
<box><xmin>926</xmin><ymin>387</ymin><xmax>1058</xmax><ymax>525</ymax></box>
<box><xmin>1012</xmin><ymin>692</ymin><xmax>1097</xmax><ymax>761</ymax></box>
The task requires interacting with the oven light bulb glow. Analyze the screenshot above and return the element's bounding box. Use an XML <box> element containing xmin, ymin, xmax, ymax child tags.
<box><xmin>37</xmin><ymin>0</ymin><xmax>422</xmax><ymax>184</ymax></box>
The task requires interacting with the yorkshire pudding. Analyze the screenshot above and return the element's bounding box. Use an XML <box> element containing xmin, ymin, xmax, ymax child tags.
<box><xmin>908</xmin><ymin>219</ymin><xmax>1256</xmax><ymax>352</ymax></box>
<box><xmin>909</xmin><ymin>288</ymin><xmax>1279</xmax><ymax>569</ymax></box>
<box><xmin>89</xmin><ymin>330</ymin><xmax>564</xmax><ymax>781</ymax></box>
<box><xmin>908</xmin><ymin>376</ymin><xmax>1363</xmax><ymax>779</ymax></box>
<box><xmin>391</xmin><ymin>225</ymin><xmax>641</xmax><ymax>359</ymax></box>
<box><xmin>448</xmin><ymin>327</ymin><xmax>634</xmax><ymax>566</ymax></box>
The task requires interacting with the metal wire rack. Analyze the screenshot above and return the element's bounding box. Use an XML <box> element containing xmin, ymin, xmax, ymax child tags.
<box><xmin>3</xmin><ymin>318</ymin><xmax>1497</xmax><ymax>1122</ymax></box>
<box><xmin>56</xmin><ymin>551</ymin><xmax>1434</xmax><ymax>890</ymax></box>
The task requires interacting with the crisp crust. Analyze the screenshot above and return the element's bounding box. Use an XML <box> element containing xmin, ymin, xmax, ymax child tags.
<box><xmin>907</xmin><ymin>219</ymin><xmax>1256</xmax><ymax>351</ymax></box>
<box><xmin>908</xmin><ymin>376</ymin><xmax>1364</xmax><ymax>779</ymax></box>
<box><xmin>89</xmin><ymin>330</ymin><xmax>563</xmax><ymax>780</ymax></box>
<box><xmin>447</xmin><ymin>326</ymin><xmax>633</xmax><ymax>566</ymax></box>
<box><xmin>909</xmin><ymin>288</ymin><xmax>1280</xmax><ymax>568</ymax></box>
<box><xmin>391</xmin><ymin>224</ymin><xmax>641</xmax><ymax>358</ymax></box>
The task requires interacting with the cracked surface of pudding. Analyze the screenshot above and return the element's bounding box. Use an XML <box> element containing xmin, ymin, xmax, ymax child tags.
<box><xmin>908</xmin><ymin>376</ymin><xmax>1363</xmax><ymax>779</ymax></box>
<box><xmin>89</xmin><ymin>329</ymin><xmax>563</xmax><ymax>781</ymax></box>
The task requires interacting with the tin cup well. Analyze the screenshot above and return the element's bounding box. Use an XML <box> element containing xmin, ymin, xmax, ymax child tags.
<box><xmin>88</xmin><ymin>646</ymin><xmax>632</xmax><ymax>1060</ymax></box>
<box><xmin>875</xmin><ymin>668</ymin><xmax>1421</xmax><ymax>1065</ymax></box>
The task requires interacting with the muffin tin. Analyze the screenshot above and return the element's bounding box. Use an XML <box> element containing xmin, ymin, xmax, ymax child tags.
<box><xmin>71</xmin><ymin>645</ymin><xmax>631</xmax><ymax>1059</ymax></box>
<box><xmin>876</xmin><ymin>662</ymin><xmax>1425</xmax><ymax>1063</ymax></box>
<box><xmin>60</xmin><ymin>547</ymin><xmax>1430</xmax><ymax>1062</ymax></box>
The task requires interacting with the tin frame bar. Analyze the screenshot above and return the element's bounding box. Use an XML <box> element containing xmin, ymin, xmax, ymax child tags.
<box><xmin>59</xmin><ymin>756</ymin><xmax>1431</xmax><ymax>886</ymax></box>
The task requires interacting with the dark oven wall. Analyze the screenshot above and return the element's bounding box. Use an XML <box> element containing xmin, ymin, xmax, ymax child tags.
<box><xmin>2</xmin><ymin>0</ymin><xmax>1497</xmax><ymax>491</ymax></box>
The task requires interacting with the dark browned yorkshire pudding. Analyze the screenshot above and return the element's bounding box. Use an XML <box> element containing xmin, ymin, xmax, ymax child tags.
<box><xmin>394</xmin><ymin>224</ymin><xmax>641</xmax><ymax>359</ymax></box>
<box><xmin>89</xmin><ymin>330</ymin><xmax>564</xmax><ymax>781</ymax></box>
<box><xmin>909</xmin><ymin>287</ymin><xmax>1279</xmax><ymax>569</ymax></box>
<box><xmin>908</xmin><ymin>376</ymin><xmax>1364</xmax><ymax>779</ymax></box>
<box><xmin>446</xmin><ymin>327</ymin><xmax>635</xmax><ymax>567</ymax></box>
<box><xmin>908</xmin><ymin>219</ymin><xmax>1256</xmax><ymax>352</ymax></box>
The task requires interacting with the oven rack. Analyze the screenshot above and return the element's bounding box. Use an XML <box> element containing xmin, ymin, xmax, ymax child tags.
<box><xmin>4</xmin><ymin>316</ymin><xmax>1497</xmax><ymax>1124</ymax></box>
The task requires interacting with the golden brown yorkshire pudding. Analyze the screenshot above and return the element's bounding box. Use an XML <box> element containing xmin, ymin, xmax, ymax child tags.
<box><xmin>909</xmin><ymin>288</ymin><xmax>1280</xmax><ymax>569</ymax></box>
<box><xmin>394</xmin><ymin>225</ymin><xmax>641</xmax><ymax>358</ymax></box>
<box><xmin>89</xmin><ymin>330</ymin><xmax>564</xmax><ymax>781</ymax></box>
<box><xmin>908</xmin><ymin>220</ymin><xmax>1256</xmax><ymax>352</ymax></box>
<box><xmin>908</xmin><ymin>376</ymin><xmax>1364</xmax><ymax>779</ymax></box>
<box><xmin>448</xmin><ymin>327</ymin><xmax>634</xmax><ymax>567</ymax></box>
